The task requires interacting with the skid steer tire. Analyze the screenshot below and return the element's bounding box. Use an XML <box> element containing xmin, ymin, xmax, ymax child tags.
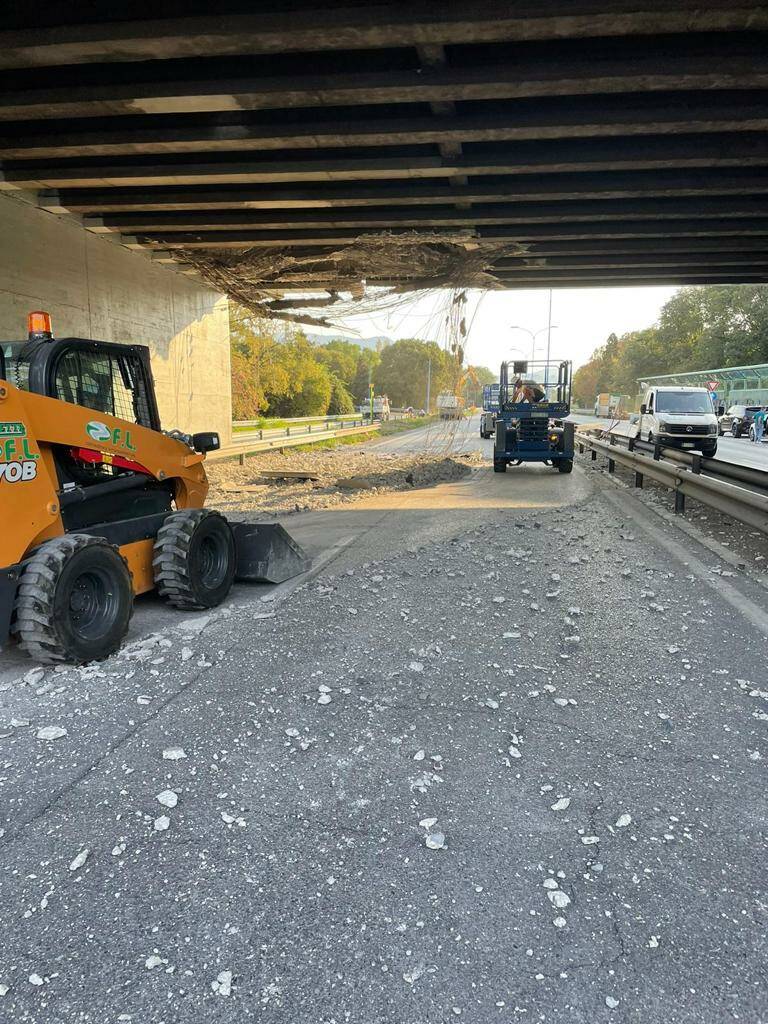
<box><xmin>153</xmin><ymin>510</ymin><xmax>235</xmax><ymax>610</ymax></box>
<box><xmin>13</xmin><ymin>535</ymin><xmax>132</xmax><ymax>664</ymax></box>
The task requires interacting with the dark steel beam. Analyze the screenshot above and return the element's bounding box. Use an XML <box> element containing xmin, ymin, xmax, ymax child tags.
<box><xmin>126</xmin><ymin>218</ymin><xmax>768</xmax><ymax>249</ymax></box>
<box><xmin>5</xmin><ymin>94</ymin><xmax>768</xmax><ymax>159</ymax></box>
<box><xmin>522</xmin><ymin>237</ymin><xmax>768</xmax><ymax>258</ymax></box>
<box><xmin>491</xmin><ymin>265</ymin><xmax>768</xmax><ymax>278</ymax></box>
<box><xmin>489</xmin><ymin>274</ymin><xmax>768</xmax><ymax>288</ymax></box>
<box><xmin>2</xmin><ymin>51</ymin><xmax>767</xmax><ymax>121</ymax></box>
<box><xmin>88</xmin><ymin>196</ymin><xmax>768</xmax><ymax>233</ymax></box>
<box><xmin>494</xmin><ymin>252</ymin><xmax>768</xmax><ymax>270</ymax></box>
<box><xmin>39</xmin><ymin>170</ymin><xmax>768</xmax><ymax>214</ymax></box>
<box><xmin>7</xmin><ymin>134</ymin><xmax>768</xmax><ymax>189</ymax></box>
<box><xmin>0</xmin><ymin>3</ymin><xmax>765</xmax><ymax>70</ymax></box>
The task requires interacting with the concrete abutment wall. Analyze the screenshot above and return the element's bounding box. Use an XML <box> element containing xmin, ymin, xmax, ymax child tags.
<box><xmin>0</xmin><ymin>192</ymin><xmax>232</xmax><ymax>444</ymax></box>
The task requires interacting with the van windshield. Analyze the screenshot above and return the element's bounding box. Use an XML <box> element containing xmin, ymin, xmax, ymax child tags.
<box><xmin>655</xmin><ymin>391</ymin><xmax>713</xmax><ymax>414</ymax></box>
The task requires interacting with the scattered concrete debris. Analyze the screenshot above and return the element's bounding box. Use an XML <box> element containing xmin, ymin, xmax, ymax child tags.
<box><xmin>68</xmin><ymin>849</ymin><xmax>89</xmax><ymax>872</ymax></box>
<box><xmin>207</xmin><ymin>447</ymin><xmax>481</xmax><ymax>517</ymax></box>
<box><xmin>212</xmin><ymin>970</ymin><xmax>233</xmax><ymax>997</ymax></box>
<box><xmin>36</xmin><ymin>725</ymin><xmax>67</xmax><ymax>741</ymax></box>
<box><xmin>162</xmin><ymin>747</ymin><xmax>187</xmax><ymax>761</ymax></box>
<box><xmin>425</xmin><ymin>832</ymin><xmax>447</xmax><ymax>850</ymax></box>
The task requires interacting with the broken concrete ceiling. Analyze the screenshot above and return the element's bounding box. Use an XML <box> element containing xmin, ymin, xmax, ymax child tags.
<box><xmin>1</xmin><ymin>1</ymin><xmax>768</xmax><ymax>310</ymax></box>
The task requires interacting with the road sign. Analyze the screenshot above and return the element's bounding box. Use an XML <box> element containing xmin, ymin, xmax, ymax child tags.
<box><xmin>706</xmin><ymin>380</ymin><xmax>719</xmax><ymax>391</ymax></box>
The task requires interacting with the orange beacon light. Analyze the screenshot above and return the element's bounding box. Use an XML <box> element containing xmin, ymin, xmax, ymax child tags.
<box><xmin>27</xmin><ymin>311</ymin><xmax>53</xmax><ymax>341</ymax></box>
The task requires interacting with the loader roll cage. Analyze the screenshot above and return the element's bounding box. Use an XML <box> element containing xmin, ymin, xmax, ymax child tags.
<box><xmin>1</xmin><ymin>337</ymin><xmax>161</xmax><ymax>431</ymax></box>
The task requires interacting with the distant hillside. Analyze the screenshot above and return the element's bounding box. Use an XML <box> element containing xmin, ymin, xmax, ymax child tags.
<box><xmin>307</xmin><ymin>333</ymin><xmax>392</xmax><ymax>352</ymax></box>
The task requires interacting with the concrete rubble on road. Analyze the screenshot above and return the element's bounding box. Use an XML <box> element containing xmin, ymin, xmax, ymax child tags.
<box><xmin>206</xmin><ymin>444</ymin><xmax>482</xmax><ymax>516</ymax></box>
<box><xmin>0</xmin><ymin>428</ymin><xmax>767</xmax><ymax>1023</ymax></box>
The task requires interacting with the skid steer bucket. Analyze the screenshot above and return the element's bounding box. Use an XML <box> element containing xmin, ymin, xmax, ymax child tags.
<box><xmin>231</xmin><ymin>522</ymin><xmax>311</xmax><ymax>584</ymax></box>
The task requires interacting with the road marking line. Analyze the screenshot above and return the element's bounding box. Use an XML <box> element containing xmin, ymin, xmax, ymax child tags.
<box><xmin>600</xmin><ymin>484</ymin><xmax>768</xmax><ymax>639</ymax></box>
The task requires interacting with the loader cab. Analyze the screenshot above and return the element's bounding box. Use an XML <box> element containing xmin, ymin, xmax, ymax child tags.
<box><xmin>2</xmin><ymin>333</ymin><xmax>160</xmax><ymax>432</ymax></box>
<box><xmin>1</xmin><ymin>316</ymin><xmax>170</xmax><ymax>531</ymax></box>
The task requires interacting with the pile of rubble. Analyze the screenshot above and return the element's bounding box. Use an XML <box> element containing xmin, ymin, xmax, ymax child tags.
<box><xmin>206</xmin><ymin>446</ymin><xmax>483</xmax><ymax>515</ymax></box>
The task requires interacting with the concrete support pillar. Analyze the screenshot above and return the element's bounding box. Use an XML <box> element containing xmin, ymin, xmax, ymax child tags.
<box><xmin>0</xmin><ymin>191</ymin><xmax>232</xmax><ymax>444</ymax></box>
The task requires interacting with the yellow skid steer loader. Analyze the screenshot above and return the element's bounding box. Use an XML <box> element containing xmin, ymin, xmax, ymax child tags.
<box><xmin>0</xmin><ymin>313</ymin><xmax>309</xmax><ymax>663</ymax></box>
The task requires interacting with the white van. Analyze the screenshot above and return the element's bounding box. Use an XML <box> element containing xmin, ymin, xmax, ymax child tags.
<box><xmin>638</xmin><ymin>386</ymin><xmax>718</xmax><ymax>456</ymax></box>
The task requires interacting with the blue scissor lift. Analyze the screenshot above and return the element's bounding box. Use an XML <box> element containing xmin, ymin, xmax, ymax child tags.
<box><xmin>493</xmin><ymin>360</ymin><xmax>575</xmax><ymax>473</ymax></box>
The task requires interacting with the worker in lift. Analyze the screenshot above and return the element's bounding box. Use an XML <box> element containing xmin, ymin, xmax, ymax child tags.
<box><xmin>511</xmin><ymin>377</ymin><xmax>547</xmax><ymax>403</ymax></box>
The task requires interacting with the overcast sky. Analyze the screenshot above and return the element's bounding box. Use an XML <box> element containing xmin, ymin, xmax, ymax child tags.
<box><xmin>320</xmin><ymin>285</ymin><xmax>678</xmax><ymax>372</ymax></box>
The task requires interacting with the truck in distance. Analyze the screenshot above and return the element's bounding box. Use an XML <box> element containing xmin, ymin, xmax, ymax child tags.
<box><xmin>594</xmin><ymin>393</ymin><xmax>630</xmax><ymax>418</ymax></box>
<box><xmin>480</xmin><ymin>383</ymin><xmax>500</xmax><ymax>438</ymax></box>
<box><xmin>436</xmin><ymin>392</ymin><xmax>464</xmax><ymax>420</ymax></box>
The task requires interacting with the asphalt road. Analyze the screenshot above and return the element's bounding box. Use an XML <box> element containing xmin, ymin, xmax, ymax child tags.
<box><xmin>371</xmin><ymin>415</ymin><xmax>490</xmax><ymax>455</ymax></box>
<box><xmin>571</xmin><ymin>414</ymin><xmax>768</xmax><ymax>471</ymax></box>
<box><xmin>1</xmin><ymin>423</ymin><xmax>766</xmax><ymax>1023</ymax></box>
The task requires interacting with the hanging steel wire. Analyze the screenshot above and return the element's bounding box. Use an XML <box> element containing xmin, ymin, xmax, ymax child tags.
<box><xmin>178</xmin><ymin>232</ymin><xmax>526</xmax><ymax>329</ymax></box>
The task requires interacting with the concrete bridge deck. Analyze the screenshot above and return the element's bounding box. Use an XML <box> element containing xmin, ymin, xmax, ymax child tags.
<box><xmin>0</xmin><ymin>2</ymin><xmax>767</xmax><ymax>293</ymax></box>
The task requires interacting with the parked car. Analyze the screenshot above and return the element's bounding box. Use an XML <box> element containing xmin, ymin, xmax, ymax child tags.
<box><xmin>717</xmin><ymin>404</ymin><xmax>766</xmax><ymax>437</ymax></box>
<box><xmin>638</xmin><ymin>385</ymin><xmax>719</xmax><ymax>456</ymax></box>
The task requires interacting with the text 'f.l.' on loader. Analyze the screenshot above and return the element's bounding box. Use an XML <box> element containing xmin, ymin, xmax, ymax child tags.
<box><xmin>0</xmin><ymin>313</ymin><xmax>309</xmax><ymax>664</ymax></box>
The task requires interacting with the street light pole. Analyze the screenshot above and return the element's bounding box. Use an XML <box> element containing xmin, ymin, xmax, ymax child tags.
<box><xmin>510</xmin><ymin>325</ymin><xmax>556</xmax><ymax>363</ymax></box>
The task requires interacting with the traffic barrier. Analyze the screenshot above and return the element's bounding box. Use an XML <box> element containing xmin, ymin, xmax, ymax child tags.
<box><xmin>211</xmin><ymin>421</ymin><xmax>381</xmax><ymax>463</ymax></box>
<box><xmin>576</xmin><ymin>431</ymin><xmax>768</xmax><ymax>535</ymax></box>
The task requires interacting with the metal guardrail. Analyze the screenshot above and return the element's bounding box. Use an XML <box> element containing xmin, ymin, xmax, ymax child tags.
<box><xmin>232</xmin><ymin>411</ymin><xmax>409</xmax><ymax>431</ymax></box>
<box><xmin>233</xmin><ymin>417</ymin><xmax>370</xmax><ymax>445</ymax></box>
<box><xmin>210</xmin><ymin>420</ymin><xmax>381</xmax><ymax>463</ymax></box>
<box><xmin>576</xmin><ymin>430</ymin><xmax>768</xmax><ymax>535</ymax></box>
<box><xmin>233</xmin><ymin>414</ymin><xmax>360</xmax><ymax>428</ymax></box>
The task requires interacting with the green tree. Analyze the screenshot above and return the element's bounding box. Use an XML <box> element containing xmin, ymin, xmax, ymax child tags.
<box><xmin>375</xmin><ymin>339</ymin><xmax>453</xmax><ymax>409</ymax></box>
<box><xmin>351</xmin><ymin>349</ymin><xmax>381</xmax><ymax>405</ymax></box>
<box><xmin>229</xmin><ymin>306</ymin><xmax>333</xmax><ymax>417</ymax></box>
<box><xmin>315</xmin><ymin>340</ymin><xmax>362</xmax><ymax>388</ymax></box>
<box><xmin>327</xmin><ymin>376</ymin><xmax>356</xmax><ymax>415</ymax></box>
<box><xmin>572</xmin><ymin>285</ymin><xmax>768</xmax><ymax>407</ymax></box>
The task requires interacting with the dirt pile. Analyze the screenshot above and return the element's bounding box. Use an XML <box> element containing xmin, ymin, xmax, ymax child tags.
<box><xmin>206</xmin><ymin>445</ymin><xmax>483</xmax><ymax>516</ymax></box>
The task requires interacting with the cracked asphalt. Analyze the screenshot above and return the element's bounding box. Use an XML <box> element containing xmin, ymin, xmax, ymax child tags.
<box><xmin>0</xmin><ymin>433</ymin><xmax>766</xmax><ymax>1023</ymax></box>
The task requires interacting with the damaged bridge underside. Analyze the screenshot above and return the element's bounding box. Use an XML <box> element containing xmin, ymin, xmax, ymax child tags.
<box><xmin>3</xmin><ymin>1</ymin><xmax>768</xmax><ymax>313</ymax></box>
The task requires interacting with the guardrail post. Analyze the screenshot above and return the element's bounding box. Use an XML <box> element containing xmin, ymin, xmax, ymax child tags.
<box><xmin>259</xmin><ymin>429</ymin><xmax>263</xmax><ymax>440</ymax></box>
<box><xmin>578</xmin><ymin>442</ymin><xmax>584</xmax><ymax>454</ymax></box>
<box><xmin>308</xmin><ymin>424</ymin><xmax>312</xmax><ymax>433</ymax></box>
<box><xmin>674</xmin><ymin>490</ymin><xmax>686</xmax><ymax>514</ymax></box>
<box><xmin>608</xmin><ymin>457</ymin><xmax>615</xmax><ymax>473</ymax></box>
<box><xmin>239</xmin><ymin>453</ymin><xmax>245</xmax><ymax>467</ymax></box>
<box><xmin>634</xmin><ymin>470</ymin><xmax>643</xmax><ymax>488</ymax></box>
<box><xmin>691</xmin><ymin>453</ymin><xmax>702</xmax><ymax>474</ymax></box>
<box><xmin>591</xmin><ymin>448</ymin><xmax>597</xmax><ymax>461</ymax></box>
<box><xmin>653</xmin><ymin>441</ymin><xmax>661</xmax><ymax>461</ymax></box>
<box><xmin>286</xmin><ymin>427</ymin><xmax>290</xmax><ymax>437</ymax></box>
